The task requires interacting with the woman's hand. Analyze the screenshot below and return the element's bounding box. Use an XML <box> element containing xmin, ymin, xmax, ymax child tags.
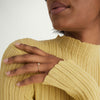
<box><xmin>4</xmin><ymin>43</ymin><xmax>64</xmax><ymax>87</ymax></box>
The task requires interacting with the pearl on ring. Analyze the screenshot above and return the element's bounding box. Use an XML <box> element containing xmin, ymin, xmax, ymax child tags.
<box><xmin>37</xmin><ymin>62</ymin><xmax>40</xmax><ymax>66</ymax></box>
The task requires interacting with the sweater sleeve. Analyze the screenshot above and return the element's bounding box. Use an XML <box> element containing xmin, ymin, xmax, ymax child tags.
<box><xmin>0</xmin><ymin>38</ymin><xmax>37</xmax><ymax>100</ymax></box>
<box><xmin>42</xmin><ymin>59</ymin><xmax>100</xmax><ymax>100</ymax></box>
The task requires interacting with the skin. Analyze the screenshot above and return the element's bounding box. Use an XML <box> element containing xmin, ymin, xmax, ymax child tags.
<box><xmin>4</xmin><ymin>0</ymin><xmax>100</xmax><ymax>86</ymax></box>
<box><xmin>4</xmin><ymin>43</ymin><xmax>63</xmax><ymax>86</ymax></box>
<box><xmin>47</xmin><ymin>0</ymin><xmax>100</xmax><ymax>44</ymax></box>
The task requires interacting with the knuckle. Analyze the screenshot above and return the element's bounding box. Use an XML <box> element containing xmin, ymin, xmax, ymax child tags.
<box><xmin>23</xmin><ymin>54</ymin><xmax>31</xmax><ymax>58</ymax></box>
<box><xmin>32</xmin><ymin>46</ymin><xmax>39</xmax><ymax>51</ymax></box>
<box><xmin>24</xmin><ymin>64</ymin><xmax>34</xmax><ymax>71</ymax></box>
<box><xmin>20</xmin><ymin>44</ymin><xmax>29</xmax><ymax>50</ymax></box>
<box><xmin>33</xmin><ymin>75</ymin><xmax>38</xmax><ymax>80</ymax></box>
<box><xmin>29</xmin><ymin>77</ymin><xmax>34</xmax><ymax>82</ymax></box>
<box><xmin>21</xmin><ymin>80</ymin><xmax>26</xmax><ymax>85</ymax></box>
<box><xmin>33</xmin><ymin>46</ymin><xmax>38</xmax><ymax>49</ymax></box>
<box><xmin>22</xmin><ymin>79</ymin><xmax>29</xmax><ymax>84</ymax></box>
<box><xmin>45</xmin><ymin>53</ymin><xmax>50</xmax><ymax>56</ymax></box>
<box><xmin>24</xmin><ymin>65</ymin><xmax>29</xmax><ymax>70</ymax></box>
<box><xmin>28</xmin><ymin>47</ymin><xmax>34</xmax><ymax>52</ymax></box>
<box><xmin>8</xmin><ymin>56</ymin><xmax>16</xmax><ymax>62</ymax></box>
<box><xmin>11</xmin><ymin>69</ymin><xmax>17</xmax><ymax>74</ymax></box>
<box><xmin>20</xmin><ymin>43</ymin><xmax>26</xmax><ymax>47</ymax></box>
<box><xmin>24</xmin><ymin>45</ymin><xmax>30</xmax><ymax>50</ymax></box>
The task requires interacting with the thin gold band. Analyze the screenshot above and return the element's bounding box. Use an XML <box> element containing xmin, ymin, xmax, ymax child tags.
<box><xmin>37</xmin><ymin>62</ymin><xmax>40</xmax><ymax>72</ymax></box>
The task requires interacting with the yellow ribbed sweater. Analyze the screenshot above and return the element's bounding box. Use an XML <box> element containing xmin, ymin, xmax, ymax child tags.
<box><xmin>0</xmin><ymin>35</ymin><xmax>100</xmax><ymax>100</ymax></box>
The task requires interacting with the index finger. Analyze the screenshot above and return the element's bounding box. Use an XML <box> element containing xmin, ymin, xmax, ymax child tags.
<box><xmin>14</xmin><ymin>43</ymin><xmax>49</xmax><ymax>56</ymax></box>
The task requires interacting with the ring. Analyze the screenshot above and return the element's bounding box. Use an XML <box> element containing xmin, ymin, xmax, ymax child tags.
<box><xmin>37</xmin><ymin>62</ymin><xmax>40</xmax><ymax>72</ymax></box>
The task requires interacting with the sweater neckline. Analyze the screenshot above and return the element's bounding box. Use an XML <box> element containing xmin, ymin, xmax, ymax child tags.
<box><xmin>57</xmin><ymin>35</ymin><xmax>100</xmax><ymax>47</ymax></box>
<box><xmin>56</xmin><ymin>35</ymin><xmax>100</xmax><ymax>57</ymax></box>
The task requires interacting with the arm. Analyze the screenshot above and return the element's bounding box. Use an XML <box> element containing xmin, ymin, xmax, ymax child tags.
<box><xmin>0</xmin><ymin>38</ymin><xmax>36</xmax><ymax>100</ymax></box>
<box><xmin>43</xmin><ymin>59</ymin><xmax>100</xmax><ymax>100</ymax></box>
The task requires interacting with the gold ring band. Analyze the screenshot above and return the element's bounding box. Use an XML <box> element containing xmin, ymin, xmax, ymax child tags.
<box><xmin>37</xmin><ymin>62</ymin><xmax>40</xmax><ymax>72</ymax></box>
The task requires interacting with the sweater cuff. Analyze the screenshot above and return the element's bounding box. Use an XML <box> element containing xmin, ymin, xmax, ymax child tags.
<box><xmin>42</xmin><ymin>59</ymin><xmax>100</xmax><ymax>100</ymax></box>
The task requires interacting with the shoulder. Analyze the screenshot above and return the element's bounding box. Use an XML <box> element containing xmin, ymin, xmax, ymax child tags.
<box><xmin>5</xmin><ymin>38</ymin><xmax>49</xmax><ymax>49</ymax></box>
<box><xmin>3</xmin><ymin>38</ymin><xmax>38</xmax><ymax>54</ymax></box>
<box><xmin>6</xmin><ymin>37</ymin><xmax>57</xmax><ymax>50</ymax></box>
<box><xmin>2</xmin><ymin>37</ymin><xmax>58</xmax><ymax>58</ymax></box>
<box><xmin>3</xmin><ymin>38</ymin><xmax>45</xmax><ymax>54</ymax></box>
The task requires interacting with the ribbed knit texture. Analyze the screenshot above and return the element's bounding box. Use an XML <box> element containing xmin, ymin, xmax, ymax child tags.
<box><xmin>0</xmin><ymin>35</ymin><xmax>100</xmax><ymax>100</ymax></box>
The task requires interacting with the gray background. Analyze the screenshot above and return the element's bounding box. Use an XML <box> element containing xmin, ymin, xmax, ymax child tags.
<box><xmin>0</xmin><ymin>0</ymin><xmax>63</xmax><ymax>66</ymax></box>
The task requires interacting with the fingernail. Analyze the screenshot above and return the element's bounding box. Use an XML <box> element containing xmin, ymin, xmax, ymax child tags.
<box><xmin>15</xmin><ymin>43</ymin><xmax>20</xmax><ymax>46</ymax></box>
<box><xmin>16</xmin><ymin>82</ymin><xmax>20</xmax><ymax>86</ymax></box>
<box><xmin>3</xmin><ymin>58</ymin><xmax>8</xmax><ymax>63</ymax></box>
<box><xmin>5</xmin><ymin>71</ymin><xmax>10</xmax><ymax>75</ymax></box>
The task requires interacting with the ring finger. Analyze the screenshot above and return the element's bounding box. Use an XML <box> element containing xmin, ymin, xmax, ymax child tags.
<box><xmin>5</xmin><ymin>63</ymin><xmax>50</xmax><ymax>76</ymax></box>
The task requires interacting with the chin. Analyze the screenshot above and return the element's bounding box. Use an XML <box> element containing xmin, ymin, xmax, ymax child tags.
<box><xmin>52</xmin><ymin>20</ymin><xmax>83</xmax><ymax>32</ymax></box>
<box><xmin>53</xmin><ymin>23</ymin><xmax>64</xmax><ymax>31</ymax></box>
<box><xmin>52</xmin><ymin>22</ymin><xmax>73</xmax><ymax>32</ymax></box>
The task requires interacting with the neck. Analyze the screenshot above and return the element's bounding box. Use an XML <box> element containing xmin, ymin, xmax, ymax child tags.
<box><xmin>64</xmin><ymin>18</ymin><xmax>100</xmax><ymax>45</ymax></box>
